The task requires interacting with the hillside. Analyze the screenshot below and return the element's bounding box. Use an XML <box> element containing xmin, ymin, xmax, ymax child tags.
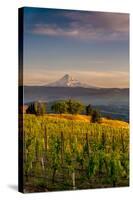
<box><xmin>31</xmin><ymin>113</ymin><xmax>129</xmax><ymax>129</ymax></box>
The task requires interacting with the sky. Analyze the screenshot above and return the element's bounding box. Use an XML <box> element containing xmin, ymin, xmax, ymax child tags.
<box><xmin>23</xmin><ymin>7</ymin><xmax>129</xmax><ymax>88</ymax></box>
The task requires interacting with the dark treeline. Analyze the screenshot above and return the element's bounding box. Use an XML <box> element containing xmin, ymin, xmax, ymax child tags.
<box><xmin>25</xmin><ymin>99</ymin><xmax>101</xmax><ymax>123</ymax></box>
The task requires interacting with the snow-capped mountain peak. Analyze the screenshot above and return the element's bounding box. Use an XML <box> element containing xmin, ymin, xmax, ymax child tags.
<box><xmin>46</xmin><ymin>74</ymin><xmax>97</xmax><ymax>88</ymax></box>
<box><xmin>59</xmin><ymin>74</ymin><xmax>80</xmax><ymax>87</ymax></box>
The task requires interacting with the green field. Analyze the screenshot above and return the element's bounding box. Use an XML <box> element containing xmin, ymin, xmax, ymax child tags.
<box><xmin>22</xmin><ymin>114</ymin><xmax>129</xmax><ymax>192</ymax></box>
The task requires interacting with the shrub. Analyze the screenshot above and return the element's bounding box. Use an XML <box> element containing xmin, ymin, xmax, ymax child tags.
<box><xmin>86</xmin><ymin>104</ymin><xmax>93</xmax><ymax>115</ymax></box>
<box><xmin>91</xmin><ymin>110</ymin><xmax>101</xmax><ymax>123</ymax></box>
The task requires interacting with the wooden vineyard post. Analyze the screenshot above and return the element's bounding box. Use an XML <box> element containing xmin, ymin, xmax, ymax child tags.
<box><xmin>44</xmin><ymin>125</ymin><xmax>48</xmax><ymax>152</ymax></box>
<box><xmin>61</xmin><ymin>131</ymin><xmax>66</xmax><ymax>182</ymax></box>
<box><xmin>72</xmin><ymin>120</ymin><xmax>74</xmax><ymax>134</ymax></box>
<box><xmin>121</xmin><ymin>131</ymin><xmax>125</xmax><ymax>153</ymax></box>
<box><xmin>101</xmin><ymin>131</ymin><xmax>106</xmax><ymax>150</ymax></box>
<box><xmin>52</xmin><ymin>168</ymin><xmax>57</xmax><ymax>183</ymax></box>
<box><xmin>42</xmin><ymin>125</ymin><xmax>48</xmax><ymax>181</ymax></box>
<box><xmin>86</xmin><ymin>132</ymin><xmax>90</xmax><ymax>157</ymax></box>
<box><xmin>61</xmin><ymin>131</ymin><xmax>64</xmax><ymax>166</ymax></box>
<box><xmin>72</xmin><ymin>171</ymin><xmax>76</xmax><ymax>190</ymax></box>
<box><xmin>44</xmin><ymin>125</ymin><xmax>48</xmax><ymax>162</ymax></box>
<box><xmin>35</xmin><ymin>139</ymin><xmax>39</xmax><ymax>161</ymax></box>
<box><xmin>112</xmin><ymin>134</ymin><xmax>115</xmax><ymax>152</ymax></box>
<box><xmin>41</xmin><ymin>157</ymin><xmax>44</xmax><ymax>170</ymax></box>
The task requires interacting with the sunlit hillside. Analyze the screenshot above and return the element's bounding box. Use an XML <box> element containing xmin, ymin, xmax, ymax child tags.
<box><xmin>36</xmin><ymin>113</ymin><xmax>129</xmax><ymax>129</ymax></box>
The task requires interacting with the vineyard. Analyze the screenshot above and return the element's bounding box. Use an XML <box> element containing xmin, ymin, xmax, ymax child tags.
<box><xmin>22</xmin><ymin>114</ymin><xmax>129</xmax><ymax>192</ymax></box>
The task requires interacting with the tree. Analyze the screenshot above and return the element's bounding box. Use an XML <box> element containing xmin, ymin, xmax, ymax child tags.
<box><xmin>36</xmin><ymin>102</ymin><xmax>46</xmax><ymax>116</ymax></box>
<box><xmin>66</xmin><ymin>99</ymin><xmax>84</xmax><ymax>114</ymax></box>
<box><xmin>51</xmin><ymin>99</ymin><xmax>84</xmax><ymax>115</ymax></box>
<box><xmin>26</xmin><ymin>103</ymin><xmax>36</xmax><ymax>114</ymax></box>
<box><xmin>86</xmin><ymin>104</ymin><xmax>93</xmax><ymax>115</ymax></box>
<box><xmin>91</xmin><ymin>110</ymin><xmax>101</xmax><ymax>123</ymax></box>
<box><xmin>51</xmin><ymin>101</ymin><xmax>68</xmax><ymax>114</ymax></box>
<box><xmin>26</xmin><ymin>102</ymin><xmax>46</xmax><ymax>116</ymax></box>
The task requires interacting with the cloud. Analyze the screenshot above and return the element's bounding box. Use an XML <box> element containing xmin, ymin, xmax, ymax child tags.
<box><xmin>32</xmin><ymin>24</ymin><xmax>79</xmax><ymax>37</ymax></box>
<box><xmin>63</xmin><ymin>11</ymin><xmax>129</xmax><ymax>32</ymax></box>
<box><xmin>30</xmin><ymin>11</ymin><xmax>129</xmax><ymax>41</ymax></box>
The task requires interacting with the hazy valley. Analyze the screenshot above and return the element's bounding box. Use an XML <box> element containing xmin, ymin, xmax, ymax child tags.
<box><xmin>23</xmin><ymin>86</ymin><xmax>129</xmax><ymax>122</ymax></box>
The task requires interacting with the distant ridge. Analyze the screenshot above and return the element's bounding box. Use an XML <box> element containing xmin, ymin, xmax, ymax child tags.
<box><xmin>45</xmin><ymin>74</ymin><xmax>97</xmax><ymax>88</ymax></box>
